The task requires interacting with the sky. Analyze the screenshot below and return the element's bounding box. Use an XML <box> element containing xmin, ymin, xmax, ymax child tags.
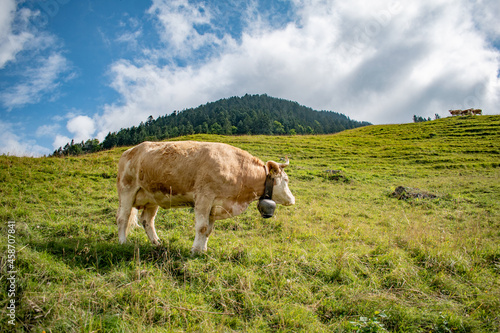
<box><xmin>0</xmin><ymin>0</ymin><xmax>499</xmax><ymax>156</ymax></box>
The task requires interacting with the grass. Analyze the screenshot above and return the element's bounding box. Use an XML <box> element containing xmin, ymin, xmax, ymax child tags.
<box><xmin>1</xmin><ymin>115</ymin><xmax>499</xmax><ymax>332</ymax></box>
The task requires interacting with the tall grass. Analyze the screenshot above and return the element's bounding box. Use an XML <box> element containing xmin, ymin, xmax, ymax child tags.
<box><xmin>1</xmin><ymin>116</ymin><xmax>499</xmax><ymax>332</ymax></box>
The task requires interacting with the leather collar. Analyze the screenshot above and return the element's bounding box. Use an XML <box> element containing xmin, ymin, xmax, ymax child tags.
<box><xmin>261</xmin><ymin>173</ymin><xmax>274</xmax><ymax>200</ymax></box>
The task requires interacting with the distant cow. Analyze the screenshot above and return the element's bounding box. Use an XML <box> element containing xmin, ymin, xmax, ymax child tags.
<box><xmin>472</xmin><ymin>109</ymin><xmax>482</xmax><ymax>115</ymax></box>
<box><xmin>116</xmin><ymin>141</ymin><xmax>295</xmax><ymax>253</ymax></box>
<box><xmin>461</xmin><ymin>108</ymin><xmax>473</xmax><ymax>116</ymax></box>
<box><xmin>449</xmin><ymin>109</ymin><xmax>461</xmax><ymax>116</ymax></box>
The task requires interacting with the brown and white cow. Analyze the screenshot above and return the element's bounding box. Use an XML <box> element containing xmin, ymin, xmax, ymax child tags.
<box><xmin>116</xmin><ymin>141</ymin><xmax>295</xmax><ymax>253</ymax></box>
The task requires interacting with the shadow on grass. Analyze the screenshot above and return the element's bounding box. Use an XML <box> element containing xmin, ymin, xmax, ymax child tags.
<box><xmin>28</xmin><ymin>237</ymin><xmax>192</xmax><ymax>274</ymax></box>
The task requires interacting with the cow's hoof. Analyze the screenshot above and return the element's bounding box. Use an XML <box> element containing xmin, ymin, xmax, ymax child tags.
<box><xmin>190</xmin><ymin>247</ymin><xmax>206</xmax><ymax>257</ymax></box>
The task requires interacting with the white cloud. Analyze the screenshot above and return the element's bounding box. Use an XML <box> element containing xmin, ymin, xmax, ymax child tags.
<box><xmin>0</xmin><ymin>0</ymin><xmax>34</xmax><ymax>69</ymax></box>
<box><xmin>115</xmin><ymin>15</ymin><xmax>143</xmax><ymax>50</ymax></box>
<box><xmin>66</xmin><ymin>115</ymin><xmax>96</xmax><ymax>142</ymax></box>
<box><xmin>469</xmin><ymin>0</ymin><xmax>500</xmax><ymax>42</ymax></box>
<box><xmin>148</xmin><ymin>0</ymin><xmax>212</xmax><ymax>52</ymax></box>
<box><xmin>53</xmin><ymin>134</ymin><xmax>71</xmax><ymax>150</ymax></box>
<box><xmin>51</xmin><ymin>113</ymin><xmax>96</xmax><ymax>151</ymax></box>
<box><xmin>94</xmin><ymin>0</ymin><xmax>498</xmax><ymax>134</ymax></box>
<box><xmin>146</xmin><ymin>0</ymin><xmax>236</xmax><ymax>61</ymax></box>
<box><xmin>36</xmin><ymin>123</ymin><xmax>60</xmax><ymax>137</ymax></box>
<box><xmin>0</xmin><ymin>52</ymin><xmax>72</xmax><ymax>109</ymax></box>
<box><xmin>0</xmin><ymin>1</ymin><xmax>75</xmax><ymax>111</ymax></box>
<box><xmin>37</xmin><ymin>111</ymin><xmax>97</xmax><ymax>152</ymax></box>
<box><xmin>116</xmin><ymin>29</ymin><xmax>143</xmax><ymax>49</ymax></box>
<box><xmin>0</xmin><ymin>120</ymin><xmax>50</xmax><ymax>156</ymax></box>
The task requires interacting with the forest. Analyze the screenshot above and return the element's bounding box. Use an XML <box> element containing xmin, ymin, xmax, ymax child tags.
<box><xmin>52</xmin><ymin>94</ymin><xmax>371</xmax><ymax>156</ymax></box>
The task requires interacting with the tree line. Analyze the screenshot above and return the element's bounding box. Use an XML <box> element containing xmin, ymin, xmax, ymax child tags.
<box><xmin>52</xmin><ymin>94</ymin><xmax>371</xmax><ymax>157</ymax></box>
<box><xmin>413</xmin><ymin>114</ymin><xmax>441</xmax><ymax>123</ymax></box>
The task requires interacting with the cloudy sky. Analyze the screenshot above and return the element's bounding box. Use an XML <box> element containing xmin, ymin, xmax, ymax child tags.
<box><xmin>1</xmin><ymin>0</ymin><xmax>499</xmax><ymax>156</ymax></box>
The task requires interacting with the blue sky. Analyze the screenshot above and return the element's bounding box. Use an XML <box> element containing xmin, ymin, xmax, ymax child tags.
<box><xmin>1</xmin><ymin>0</ymin><xmax>499</xmax><ymax>156</ymax></box>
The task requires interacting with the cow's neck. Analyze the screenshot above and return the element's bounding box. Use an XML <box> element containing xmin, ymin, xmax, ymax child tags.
<box><xmin>227</xmin><ymin>160</ymin><xmax>268</xmax><ymax>208</ymax></box>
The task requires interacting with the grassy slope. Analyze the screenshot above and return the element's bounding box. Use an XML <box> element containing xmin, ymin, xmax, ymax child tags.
<box><xmin>1</xmin><ymin>115</ymin><xmax>499</xmax><ymax>332</ymax></box>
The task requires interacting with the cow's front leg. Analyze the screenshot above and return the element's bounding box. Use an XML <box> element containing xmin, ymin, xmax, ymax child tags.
<box><xmin>140</xmin><ymin>205</ymin><xmax>160</xmax><ymax>245</ymax></box>
<box><xmin>192</xmin><ymin>201</ymin><xmax>215</xmax><ymax>254</ymax></box>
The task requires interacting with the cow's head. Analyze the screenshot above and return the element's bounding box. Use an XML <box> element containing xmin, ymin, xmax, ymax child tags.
<box><xmin>266</xmin><ymin>159</ymin><xmax>295</xmax><ymax>206</ymax></box>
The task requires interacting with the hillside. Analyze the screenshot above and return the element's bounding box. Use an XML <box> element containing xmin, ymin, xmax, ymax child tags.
<box><xmin>53</xmin><ymin>94</ymin><xmax>370</xmax><ymax>156</ymax></box>
<box><xmin>1</xmin><ymin>115</ymin><xmax>499</xmax><ymax>332</ymax></box>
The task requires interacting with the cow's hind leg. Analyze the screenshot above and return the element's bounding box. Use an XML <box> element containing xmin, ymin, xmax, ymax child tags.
<box><xmin>117</xmin><ymin>190</ymin><xmax>138</xmax><ymax>244</ymax></box>
<box><xmin>192</xmin><ymin>199</ymin><xmax>215</xmax><ymax>254</ymax></box>
<box><xmin>140</xmin><ymin>205</ymin><xmax>160</xmax><ymax>245</ymax></box>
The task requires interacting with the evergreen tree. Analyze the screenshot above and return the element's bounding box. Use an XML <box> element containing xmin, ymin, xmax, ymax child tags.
<box><xmin>273</xmin><ymin>121</ymin><xmax>285</xmax><ymax>135</ymax></box>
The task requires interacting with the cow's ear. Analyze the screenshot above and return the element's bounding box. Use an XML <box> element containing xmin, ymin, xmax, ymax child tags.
<box><xmin>266</xmin><ymin>161</ymin><xmax>281</xmax><ymax>177</ymax></box>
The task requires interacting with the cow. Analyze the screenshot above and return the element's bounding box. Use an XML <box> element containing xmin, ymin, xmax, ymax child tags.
<box><xmin>116</xmin><ymin>141</ymin><xmax>295</xmax><ymax>254</ymax></box>
<box><xmin>461</xmin><ymin>108</ymin><xmax>473</xmax><ymax>116</ymax></box>
<box><xmin>472</xmin><ymin>109</ymin><xmax>482</xmax><ymax>115</ymax></box>
<box><xmin>449</xmin><ymin>109</ymin><xmax>461</xmax><ymax>116</ymax></box>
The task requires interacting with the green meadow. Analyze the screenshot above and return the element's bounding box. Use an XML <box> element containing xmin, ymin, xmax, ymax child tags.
<box><xmin>1</xmin><ymin>115</ymin><xmax>499</xmax><ymax>332</ymax></box>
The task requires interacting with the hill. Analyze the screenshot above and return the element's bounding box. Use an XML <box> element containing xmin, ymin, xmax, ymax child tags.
<box><xmin>1</xmin><ymin>115</ymin><xmax>499</xmax><ymax>332</ymax></box>
<box><xmin>53</xmin><ymin>94</ymin><xmax>370</xmax><ymax>156</ymax></box>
